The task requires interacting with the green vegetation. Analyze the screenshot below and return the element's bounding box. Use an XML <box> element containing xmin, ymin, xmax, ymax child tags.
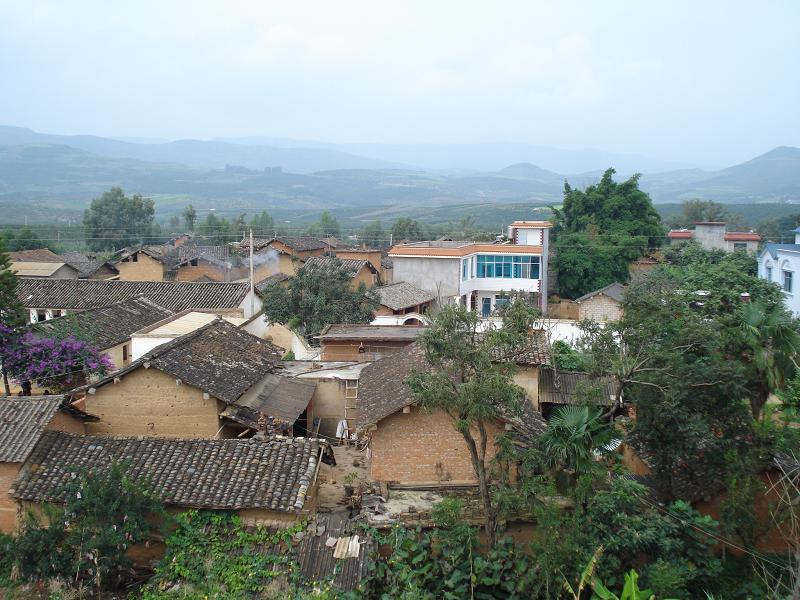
<box><xmin>4</xmin><ymin>462</ymin><xmax>165</xmax><ymax>593</ymax></box>
<box><xmin>553</xmin><ymin>169</ymin><xmax>662</xmax><ymax>299</ymax></box>
<box><xmin>407</xmin><ymin>299</ymin><xmax>541</xmax><ymax>548</ymax></box>
<box><xmin>261</xmin><ymin>258</ymin><xmax>379</xmax><ymax>342</ymax></box>
<box><xmin>83</xmin><ymin>186</ymin><xmax>155</xmax><ymax>250</ymax></box>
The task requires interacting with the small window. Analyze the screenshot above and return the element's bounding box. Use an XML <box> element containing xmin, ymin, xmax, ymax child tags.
<box><xmin>36</xmin><ymin>309</ymin><xmax>47</xmax><ymax>322</ymax></box>
<box><xmin>733</xmin><ymin>242</ymin><xmax>747</xmax><ymax>250</ymax></box>
<box><xmin>345</xmin><ymin>379</ymin><xmax>358</xmax><ymax>399</ymax></box>
<box><xmin>766</xmin><ymin>266</ymin><xmax>773</xmax><ymax>282</ymax></box>
<box><xmin>132</xmin><ymin>253</ymin><xmax>138</xmax><ymax>262</ymax></box>
<box><xmin>784</xmin><ymin>270</ymin><xmax>793</xmax><ymax>293</ymax></box>
<box><xmin>190</xmin><ymin>258</ymin><xmax>198</xmax><ymax>266</ymax></box>
<box><xmin>461</xmin><ymin>258</ymin><xmax>469</xmax><ymax>281</ymax></box>
<box><xmin>122</xmin><ymin>344</ymin><xmax>129</xmax><ymax>363</ymax></box>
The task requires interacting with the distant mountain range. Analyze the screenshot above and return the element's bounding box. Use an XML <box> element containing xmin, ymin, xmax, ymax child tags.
<box><xmin>0</xmin><ymin>126</ymin><xmax>798</xmax><ymax>225</ymax></box>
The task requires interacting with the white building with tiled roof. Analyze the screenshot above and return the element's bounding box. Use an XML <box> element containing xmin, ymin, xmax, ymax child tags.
<box><xmin>388</xmin><ymin>221</ymin><xmax>551</xmax><ymax>315</ymax></box>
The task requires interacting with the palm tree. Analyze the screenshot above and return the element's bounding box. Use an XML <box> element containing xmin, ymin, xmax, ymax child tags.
<box><xmin>540</xmin><ymin>405</ymin><xmax>613</xmax><ymax>478</ymax></box>
<box><xmin>738</xmin><ymin>301</ymin><xmax>800</xmax><ymax>420</ymax></box>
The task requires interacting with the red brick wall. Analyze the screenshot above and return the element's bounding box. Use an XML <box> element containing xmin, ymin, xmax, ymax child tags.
<box><xmin>369</xmin><ymin>407</ymin><xmax>503</xmax><ymax>485</ymax></box>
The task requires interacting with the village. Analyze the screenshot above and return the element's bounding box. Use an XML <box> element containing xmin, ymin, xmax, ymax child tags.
<box><xmin>0</xmin><ymin>174</ymin><xmax>799</xmax><ymax>599</ymax></box>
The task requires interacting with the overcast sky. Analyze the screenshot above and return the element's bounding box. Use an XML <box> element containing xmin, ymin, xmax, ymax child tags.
<box><xmin>0</xmin><ymin>0</ymin><xmax>797</xmax><ymax>166</ymax></box>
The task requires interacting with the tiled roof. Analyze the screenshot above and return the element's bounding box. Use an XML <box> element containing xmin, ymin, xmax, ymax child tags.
<box><xmin>538</xmin><ymin>369</ymin><xmax>618</xmax><ymax>406</ymax></box>
<box><xmin>31</xmin><ymin>296</ymin><xmax>174</xmax><ymax>350</ymax></box>
<box><xmin>667</xmin><ymin>230</ymin><xmax>694</xmax><ymax>239</ymax></box>
<box><xmin>16</xmin><ymin>278</ymin><xmax>251</xmax><ymax>311</ymax></box>
<box><xmin>86</xmin><ymin>319</ymin><xmax>283</xmax><ymax>404</ymax></box>
<box><xmin>302</xmin><ymin>257</ymin><xmax>372</xmax><ymax>277</ymax></box>
<box><xmin>356</xmin><ymin>343</ymin><xmax>546</xmax><ymax>438</ymax></box>
<box><xmin>373</xmin><ymin>282</ymin><xmax>435</xmax><ymax>311</ymax></box>
<box><xmin>273</xmin><ymin>237</ymin><xmax>332</xmax><ymax>252</ymax></box>
<box><xmin>255</xmin><ymin>272</ymin><xmax>290</xmax><ymax>293</ymax></box>
<box><xmin>724</xmin><ymin>232</ymin><xmax>761</xmax><ymax>242</ymax></box>
<box><xmin>575</xmin><ymin>282</ymin><xmax>626</xmax><ymax>304</ymax></box>
<box><xmin>509</xmin><ymin>221</ymin><xmax>553</xmax><ymax>228</ymax></box>
<box><xmin>59</xmin><ymin>252</ymin><xmax>119</xmax><ymax>278</ymax></box>
<box><xmin>318</xmin><ymin>324</ymin><xmax>426</xmax><ymax>342</ymax></box>
<box><xmin>0</xmin><ymin>396</ymin><xmax>96</xmax><ymax>462</ymax></box>
<box><xmin>389</xmin><ymin>242</ymin><xmax>543</xmax><ymax>257</ymax></box>
<box><xmin>13</xmin><ymin>432</ymin><xmax>320</xmax><ymax>513</ymax></box>
<box><xmin>487</xmin><ymin>329</ymin><xmax>551</xmax><ymax>366</ymax></box>
<box><xmin>357</xmin><ymin>344</ymin><xmax>427</xmax><ymax>429</ymax></box>
<box><xmin>222</xmin><ymin>374</ymin><xmax>316</xmax><ymax>429</ymax></box>
<box><xmin>8</xmin><ymin>248</ymin><xmax>63</xmax><ymax>262</ymax></box>
<box><xmin>761</xmin><ymin>243</ymin><xmax>800</xmax><ymax>260</ymax></box>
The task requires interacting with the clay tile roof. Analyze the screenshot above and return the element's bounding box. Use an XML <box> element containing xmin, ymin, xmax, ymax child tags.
<box><xmin>373</xmin><ymin>282</ymin><xmax>435</xmax><ymax>311</ymax></box>
<box><xmin>575</xmin><ymin>282</ymin><xmax>626</xmax><ymax>304</ymax></box>
<box><xmin>15</xmin><ymin>278</ymin><xmax>251</xmax><ymax>312</ymax></box>
<box><xmin>724</xmin><ymin>232</ymin><xmax>761</xmax><ymax>242</ymax></box>
<box><xmin>357</xmin><ymin>344</ymin><xmax>427</xmax><ymax>429</ymax></box>
<box><xmin>8</xmin><ymin>248</ymin><xmax>63</xmax><ymax>262</ymax></box>
<box><xmin>273</xmin><ymin>237</ymin><xmax>331</xmax><ymax>252</ymax></box>
<box><xmin>357</xmin><ymin>341</ymin><xmax>549</xmax><ymax>433</ymax></box>
<box><xmin>318</xmin><ymin>324</ymin><xmax>427</xmax><ymax>342</ymax></box>
<box><xmin>255</xmin><ymin>272</ymin><xmax>290</xmax><ymax>293</ymax></box>
<box><xmin>58</xmin><ymin>252</ymin><xmax>119</xmax><ymax>278</ymax></box>
<box><xmin>12</xmin><ymin>432</ymin><xmax>320</xmax><ymax>513</ymax></box>
<box><xmin>302</xmin><ymin>256</ymin><xmax>376</xmax><ymax>277</ymax></box>
<box><xmin>487</xmin><ymin>329</ymin><xmax>552</xmax><ymax>366</ymax></box>
<box><xmin>0</xmin><ymin>396</ymin><xmax>89</xmax><ymax>462</ymax></box>
<box><xmin>667</xmin><ymin>230</ymin><xmax>694</xmax><ymax>239</ymax></box>
<box><xmin>538</xmin><ymin>369</ymin><xmax>618</xmax><ymax>406</ymax></box>
<box><xmin>86</xmin><ymin>320</ymin><xmax>283</xmax><ymax>404</ymax></box>
<box><xmin>31</xmin><ymin>296</ymin><xmax>174</xmax><ymax>350</ymax></box>
<box><xmin>222</xmin><ymin>374</ymin><xmax>316</xmax><ymax>429</ymax></box>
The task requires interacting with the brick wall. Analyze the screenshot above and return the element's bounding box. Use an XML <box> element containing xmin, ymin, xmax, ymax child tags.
<box><xmin>578</xmin><ymin>295</ymin><xmax>622</xmax><ymax>322</ymax></box>
<box><xmin>84</xmin><ymin>367</ymin><xmax>221</xmax><ymax>438</ymax></box>
<box><xmin>369</xmin><ymin>407</ymin><xmax>503</xmax><ymax>485</ymax></box>
<box><xmin>0</xmin><ymin>462</ymin><xmax>21</xmax><ymax>533</ymax></box>
<box><xmin>116</xmin><ymin>254</ymin><xmax>165</xmax><ymax>281</ymax></box>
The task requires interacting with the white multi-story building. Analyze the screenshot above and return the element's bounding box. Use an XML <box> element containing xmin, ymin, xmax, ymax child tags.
<box><xmin>388</xmin><ymin>221</ymin><xmax>551</xmax><ymax>315</ymax></box>
<box><xmin>758</xmin><ymin>227</ymin><xmax>800</xmax><ymax>317</ymax></box>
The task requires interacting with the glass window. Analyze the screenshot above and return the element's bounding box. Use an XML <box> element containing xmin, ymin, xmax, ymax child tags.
<box><xmin>766</xmin><ymin>266</ymin><xmax>772</xmax><ymax>282</ymax></box>
<box><xmin>784</xmin><ymin>270</ymin><xmax>793</xmax><ymax>293</ymax></box>
<box><xmin>462</xmin><ymin>258</ymin><xmax>469</xmax><ymax>281</ymax></box>
<box><xmin>733</xmin><ymin>242</ymin><xmax>746</xmax><ymax>250</ymax></box>
<box><xmin>476</xmin><ymin>255</ymin><xmax>540</xmax><ymax>279</ymax></box>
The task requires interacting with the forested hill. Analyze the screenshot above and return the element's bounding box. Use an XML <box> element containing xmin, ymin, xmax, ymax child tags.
<box><xmin>0</xmin><ymin>126</ymin><xmax>799</xmax><ymax>217</ymax></box>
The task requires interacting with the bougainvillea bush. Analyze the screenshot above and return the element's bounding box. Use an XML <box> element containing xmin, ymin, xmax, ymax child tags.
<box><xmin>0</xmin><ymin>323</ymin><xmax>114</xmax><ymax>392</ymax></box>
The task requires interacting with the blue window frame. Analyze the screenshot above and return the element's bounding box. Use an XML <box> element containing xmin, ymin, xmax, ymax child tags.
<box><xmin>461</xmin><ymin>258</ymin><xmax>469</xmax><ymax>281</ymax></box>
<box><xmin>476</xmin><ymin>255</ymin><xmax>539</xmax><ymax>279</ymax></box>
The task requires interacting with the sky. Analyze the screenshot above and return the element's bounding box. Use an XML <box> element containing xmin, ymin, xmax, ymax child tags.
<box><xmin>0</xmin><ymin>0</ymin><xmax>798</xmax><ymax>167</ymax></box>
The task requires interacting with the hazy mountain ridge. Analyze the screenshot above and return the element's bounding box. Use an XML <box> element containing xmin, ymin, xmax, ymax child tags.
<box><xmin>0</xmin><ymin>126</ymin><xmax>798</xmax><ymax>222</ymax></box>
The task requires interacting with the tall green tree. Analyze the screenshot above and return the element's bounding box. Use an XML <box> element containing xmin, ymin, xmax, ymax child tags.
<box><xmin>406</xmin><ymin>300</ymin><xmax>540</xmax><ymax>547</ymax></box>
<box><xmin>250</xmin><ymin>210</ymin><xmax>275</xmax><ymax>234</ymax></box>
<box><xmin>553</xmin><ymin>169</ymin><xmax>662</xmax><ymax>298</ymax></box>
<box><xmin>182</xmin><ymin>203</ymin><xmax>197</xmax><ymax>232</ymax></box>
<box><xmin>318</xmin><ymin>210</ymin><xmax>340</xmax><ymax>236</ymax></box>
<box><xmin>261</xmin><ymin>258</ymin><xmax>378</xmax><ymax>340</ymax></box>
<box><xmin>1</xmin><ymin>226</ymin><xmax>43</xmax><ymax>251</ymax></box>
<box><xmin>360</xmin><ymin>220</ymin><xmax>387</xmax><ymax>247</ymax></box>
<box><xmin>669</xmin><ymin>198</ymin><xmax>729</xmax><ymax>228</ymax></box>
<box><xmin>83</xmin><ymin>187</ymin><xmax>155</xmax><ymax>251</ymax></box>
<box><xmin>737</xmin><ymin>301</ymin><xmax>800</xmax><ymax>419</ymax></box>
<box><xmin>391</xmin><ymin>217</ymin><xmax>424</xmax><ymax>242</ymax></box>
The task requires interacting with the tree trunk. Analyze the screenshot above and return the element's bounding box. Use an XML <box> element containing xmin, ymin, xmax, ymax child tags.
<box><xmin>460</xmin><ymin>429</ymin><xmax>497</xmax><ymax>548</ymax></box>
<box><xmin>750</xmin><ymin>387</ymin><xmax>769</xmax><ymax>421</ymax></box>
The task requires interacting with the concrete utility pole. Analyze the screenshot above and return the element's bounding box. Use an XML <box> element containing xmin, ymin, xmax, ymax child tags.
<box><xmin>249</xmin><ymin>228</ymin><xmax>255</xmax><ymax>317</ymax></box>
